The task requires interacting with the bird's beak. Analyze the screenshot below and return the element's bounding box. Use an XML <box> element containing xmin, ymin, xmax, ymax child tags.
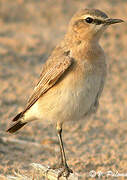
<box><xmin>104</xmin><ymin>18</ymin><xmax>124</xmax><ymax>25</ymax></box>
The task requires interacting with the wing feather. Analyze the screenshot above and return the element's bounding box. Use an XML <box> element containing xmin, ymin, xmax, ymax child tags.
<box><xmin>23</xmin><ymin>55</ymin><xmax>73</xmax><ymax>113</ymax></box>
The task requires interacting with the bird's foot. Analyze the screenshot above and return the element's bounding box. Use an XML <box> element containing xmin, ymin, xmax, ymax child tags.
<box><xmin>57</xmin><ymin>164</ymin><xmax>73</xmax><ymax>179</ymax></box>
<box><xmin>49</xmin><ymin>163</ymin><xmax>73</xmax><ymax>179</ymax></box>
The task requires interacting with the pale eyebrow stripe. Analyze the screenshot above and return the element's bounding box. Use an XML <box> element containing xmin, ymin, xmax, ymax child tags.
<box><xmin>81</xmin><ymin>15</ymin><xmax>93</xmax><ymax>19</ymax></box>
<box><xmin>81</xmin><ymin>15</ymin><xmax>105</xmax><ymax>21</ymax></box>
<box><xmin>80</xmin><ymin>15</ymin><xmax>105</xmax><ymax>25</ymax></box>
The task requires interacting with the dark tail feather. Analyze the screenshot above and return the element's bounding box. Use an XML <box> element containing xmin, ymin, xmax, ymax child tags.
<box><xmin>6</xmin><ymin>121</ymin><xmax>27</xmax><ymax>133</ymax></box>
<box><xmin>7</xmin><ymin>111</ymin><xmax>26</xmax><ymax>133</ymax></box>
<box><xmin>12</xmin><ymin>112</ymin><xmax>23</xmax><ymax>122</ymax></box>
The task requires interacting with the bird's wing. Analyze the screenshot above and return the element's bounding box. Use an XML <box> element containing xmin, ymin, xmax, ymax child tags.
<box><xmin>23</xmin><ymin>54</ymin><xmax>73</xmax><ymax>113</ymax></box>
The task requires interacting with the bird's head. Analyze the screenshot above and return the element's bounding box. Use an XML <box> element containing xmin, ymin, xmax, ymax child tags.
<box><xmin>68</xmin><ymin>9</ymin><xmax>124</xmax><ymax>42</ymax></box>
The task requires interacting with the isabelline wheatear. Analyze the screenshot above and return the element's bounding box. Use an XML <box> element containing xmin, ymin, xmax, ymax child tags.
<box><xmin>7</xmin><ymin>9</ymin><xmax>123</xmax><ymax>178</ymax></box>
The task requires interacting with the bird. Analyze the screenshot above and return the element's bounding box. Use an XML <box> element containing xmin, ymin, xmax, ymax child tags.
<box><xmin>7</xmin><ymin>8</ymin><xmax>123</xmax><ymax>178</ymax></box>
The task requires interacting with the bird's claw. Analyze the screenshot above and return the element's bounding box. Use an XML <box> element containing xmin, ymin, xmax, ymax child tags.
<box><xmin>57</xmin><ymin>164</ymin><xmax>73</xmax><ymax>179</ymax></box>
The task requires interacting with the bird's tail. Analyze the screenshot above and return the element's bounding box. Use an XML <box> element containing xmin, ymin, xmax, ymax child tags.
<box><xmin>6</xmin><ymin>112</ymin><xmax>27</xmax><ymax>133</ymax></box>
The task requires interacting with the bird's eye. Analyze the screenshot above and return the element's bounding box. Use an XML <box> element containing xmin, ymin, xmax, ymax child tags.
<box><xmin>85</xmin><ymin>17</ymin><xmax>93</xmax><ymax>24</ymax></box>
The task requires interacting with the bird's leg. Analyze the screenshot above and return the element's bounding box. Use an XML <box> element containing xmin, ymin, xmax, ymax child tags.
<box><xmin>57</xmin><ymin>126</ymin><xmax>73</xmax><ymax>178</ymax></box>
<box><xmin>57</xmin><ymin>129</ymin><xmax>64</xmax><ymax>167</ymax></box>
<box><xmin>57</xmin><ymin>128</ymin><xmax>67</xmax><ymax>167</ymax></box>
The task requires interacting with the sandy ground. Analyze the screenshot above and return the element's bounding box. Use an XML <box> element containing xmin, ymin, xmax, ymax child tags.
<box><xmin>0</xmin><ymin>0</ymin><xmax>127</xmax><ymax>179</ymax></box>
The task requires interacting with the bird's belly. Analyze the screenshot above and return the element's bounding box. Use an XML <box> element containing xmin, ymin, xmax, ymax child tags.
<box><xmin>24</xmin><ymin>73</ymin><xmax>102</xmax><ymax>123</ymax></box>
<box><xmin>68</xmin><ymin>74</ymin><xmax>102</xmax><ymax>120</ymax></box>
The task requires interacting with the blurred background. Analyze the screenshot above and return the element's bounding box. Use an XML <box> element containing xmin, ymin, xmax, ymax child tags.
<box><xmin>0</xmin><ymin>0</ymin><xmax>127</xmax><ymax>178</ymax></box>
